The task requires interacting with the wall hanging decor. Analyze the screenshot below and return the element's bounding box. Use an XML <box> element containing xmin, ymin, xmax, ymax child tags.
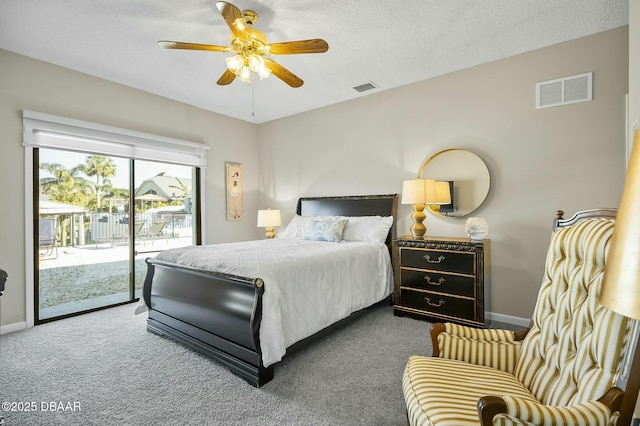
<box><xmin>226</xmin><ymin>162</ymin><xmax>243</xmax><ymax>220</ymax></box>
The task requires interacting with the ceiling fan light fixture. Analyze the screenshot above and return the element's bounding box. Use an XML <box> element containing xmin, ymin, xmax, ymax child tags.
<box><xmin>238</xmin><ymin>65</ymin><xmax>252</xmax><ymax>83</ymax></box>
<box><xmin>257</xmin><ymin>65</ymin><xmax>270</xmax><ymax>80</ymax></box>
<box><xmin>225</xmin><ymin>55</ymin><xmax>244</xmax><ymax>73</ymax></box>
<box><xmin>248</xmin><ymin>54</ymin><xmax>264</xmax><ymax>71</ymax></box>
<box><xmin>248</xmin><ymin>54</ymin><xmax>270</xmax><ymax>79</ymax></box>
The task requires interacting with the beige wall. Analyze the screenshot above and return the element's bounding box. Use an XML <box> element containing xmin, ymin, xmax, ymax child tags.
<box><xmin>258</xmin><ymin>26</ymin><xmax>629</xmax><ymax>322</ymax></box>
<box><xmin>0</xmin><ymin>50</ymin><xmax>259</xmax><ymax>328</ymax></box>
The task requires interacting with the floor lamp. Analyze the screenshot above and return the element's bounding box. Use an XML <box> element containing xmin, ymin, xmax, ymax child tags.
<box><xmin>600</xmin><ymin>130</ymin><xmax>640</xmax><ymax>426</ymax></box>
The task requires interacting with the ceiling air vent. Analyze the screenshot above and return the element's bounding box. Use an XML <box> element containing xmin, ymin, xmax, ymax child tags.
<box><xmin>536</xmin><ymin>72</ymin><xmax>592</xmax><ymax>109</ymax></box>
<box><xmin>353</xmin><ymin>82</ymin><xmax>378</xmax><ymax>93</ymax></box>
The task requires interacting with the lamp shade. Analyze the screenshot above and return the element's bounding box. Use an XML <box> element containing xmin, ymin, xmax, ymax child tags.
<box><xmin>402</xmin><ymin>179</ymin><xmax>435</xmax><ymax>204</ymax></box>
<box><xmin>434</xmin><ymin>181</ymin><xmax>452</xmax><ymax>205</ymax></box>
<box><xmin>600</xmin><ymin>129</ymin><xmax>640</xmax><ymax>320</ymax></box>
<box><xmin>257</xmin><ymin>209</ymin><xmax>282</xmax><ymax>228</ymax></box>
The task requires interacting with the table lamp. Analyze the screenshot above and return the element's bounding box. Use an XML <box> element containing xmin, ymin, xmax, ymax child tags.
<box><xmin>599</xmin><ymin>129</ymin><xmax>640</xmax><ymax>426</ymax></box>
<box><xmin>257</xmin><ymin>208</ymin><xmax>281</xmax><ymax>238</ymax></box>
<box><xmin>402</xmin><ymin>178</ymin><xmax>451</xmax><ymax>239</ymax></box>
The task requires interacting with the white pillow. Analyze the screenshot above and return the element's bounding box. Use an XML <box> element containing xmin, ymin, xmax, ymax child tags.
<box><xmin>341</xmin><ymin>215</ymin><xmax>394</xmax><ymax>244</ymax></box>
<box><xmin>278</xmin><ymin>214</ymin><xmax>393</xmax><ymax>243</ymax></box>
<box><xmin>303</xmin><ymin>218</ymin><xmax>348</xmax><ymax>243</ymax></box>
<box><xmin>277</xmin><ymin>214</ymin><xmax>313</xmax><ymax>239</ymax></box>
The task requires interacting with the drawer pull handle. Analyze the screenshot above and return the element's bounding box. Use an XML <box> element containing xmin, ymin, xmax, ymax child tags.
<box><xmin>424</xmin><ymin>254</ymin><xmax>446</xmax><ymax>264</ymax></box>
<box><xmin>424</xmin><ymin>275</ymin><xmax>445</xmax><ymax>286</ymax></box>
<box><xmin>424</xmin><ymin>297</ymin><xmax>445</xmax><ymax>307</ymax></box>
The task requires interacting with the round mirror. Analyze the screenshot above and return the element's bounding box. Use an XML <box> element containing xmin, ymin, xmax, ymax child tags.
<box><xmin>418</xmin><ymin>149</ymin><xmax>491</xmax><ymax>217</ymax></box>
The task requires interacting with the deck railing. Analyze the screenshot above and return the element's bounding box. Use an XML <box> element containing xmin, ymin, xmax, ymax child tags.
<box><xmin>39</xmin><ymin>211</ymin><xmax>193</xmax><ymax>247</ymax></box>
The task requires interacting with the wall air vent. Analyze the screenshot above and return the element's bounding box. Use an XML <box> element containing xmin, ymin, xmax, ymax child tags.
<box><xmin>536</xmin><ymin>72</ymin><xmax>592</xmax><ymax>109</ymax></box>
<box><xmin>353</xmin><ymin>81</ymin><xmax>378</xmax><ymax>93</ymax></box>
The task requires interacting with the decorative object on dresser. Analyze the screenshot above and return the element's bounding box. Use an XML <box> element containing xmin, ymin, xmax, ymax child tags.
<box><xmin>393</xmin><ymin>236</ymin><xmax>485</xmax><ymax>327</ymax></box>
<box><xmin>401</xmin><ymin>178</ymin><xmax>451</xmax><ymax>239</ymax></box>
<box><xmin>464</xmin><ymin>216</ymin><xmax>489</xmax><ymax>241</ymax></box>
<box><xmin>257</xmin><ymin>208</ymin><xmax>281</xmax><ymax>238</ymax></box>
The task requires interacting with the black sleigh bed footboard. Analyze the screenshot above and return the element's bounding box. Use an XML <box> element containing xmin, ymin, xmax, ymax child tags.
<box><xmin>142</xmin><ymin>258</ymin><xmax>273</xmax><ymax>387</ymax></box>
<box><xmin>142</xmin><ymin>194</ymin><xmax>399</xmax><ymax>387</ymax></box>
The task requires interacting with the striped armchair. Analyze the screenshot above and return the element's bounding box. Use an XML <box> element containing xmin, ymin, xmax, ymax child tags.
<box><xmin>403</xmin><ymin>209</ymin><xmax>636</xmax><ymax>425</ymax></box>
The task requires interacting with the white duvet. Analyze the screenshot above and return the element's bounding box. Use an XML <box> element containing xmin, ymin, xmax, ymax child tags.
<box><xmin>154</xmin><ymin>238</ymin><xmax>393</xmax><ymax>367</ymax></box>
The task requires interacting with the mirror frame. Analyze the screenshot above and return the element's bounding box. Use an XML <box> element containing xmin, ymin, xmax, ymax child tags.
<box><xmin>418</xmin><ymin>148</ymin><xmax>491</xmax><ymax>218</ymax></box>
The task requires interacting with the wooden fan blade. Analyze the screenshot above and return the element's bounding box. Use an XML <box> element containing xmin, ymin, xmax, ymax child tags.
<box><xmin>158</xmin><ymin>41</ymin><xmax>230</xmax><ymax>52</ymax></box>
<box><xmin>264</xmin><ymin>58</ymin><xmax>303</xmax><ymax>88</ymax></box>
<box><xmin>217</xmin><ymin>68</ymin><xmax>236</xmax><ymax>85</ymax></box>
<box><xmin>267</xmin><ymin>39</ymin><xmax>329</xmax><ymax>55</ymax></box>
<box><xmin>216</xmin><ymin>1</ymin><xmax>247</xmax><ymax>40</ymax></box>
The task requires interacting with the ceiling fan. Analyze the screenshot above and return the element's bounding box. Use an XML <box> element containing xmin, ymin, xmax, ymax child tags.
<box><xmin>158</xmin><ymin>1</ymin><xmax>329</xmax><ymax>88</ymax></box>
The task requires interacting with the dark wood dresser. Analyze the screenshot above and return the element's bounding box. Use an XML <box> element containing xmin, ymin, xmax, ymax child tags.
<box><xmin>393</xmin><ymin>236</ymin><xmax>487</xmax><ymax>327</ymax></box>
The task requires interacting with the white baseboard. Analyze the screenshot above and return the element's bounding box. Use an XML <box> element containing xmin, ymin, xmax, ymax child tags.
<box><xmin>0</xmin><ymin>321</ymin><xmax>27</xmax><ymax>335</ymax></box>
<box><xmin>486</xmin><ymin>311</ymin><xmax>531</xmax><ymax>328</ymax></box>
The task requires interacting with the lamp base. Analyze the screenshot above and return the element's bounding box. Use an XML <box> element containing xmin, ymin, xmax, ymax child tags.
<box><xmin>410</xmin><ymin>204</ymin><xmax>426</xmax><ymax>239</ymax></box>
<box><xmin>265</xmin><ymin>227</ymin><xmax>275</xmax><ymax>239</ymax></box>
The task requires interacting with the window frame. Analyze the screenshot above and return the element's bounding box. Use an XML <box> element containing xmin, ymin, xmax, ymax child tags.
<box><xmin>24</xmin><ymin>111</ymin><xmax>207</xmax><ymax>327</ymax></box>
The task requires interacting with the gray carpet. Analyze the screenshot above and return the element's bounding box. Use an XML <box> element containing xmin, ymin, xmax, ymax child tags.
<box><xmin>1</xmin><ymin>303</ymin><xmax>521</xmax><ymax>425</ymax></box>
<box><xmin>1</xmin><ymin>303</ymin><xmax>431</xmax><ymax>425</ymax></box>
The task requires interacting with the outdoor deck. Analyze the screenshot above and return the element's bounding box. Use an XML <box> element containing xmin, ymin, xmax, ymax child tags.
<box><xmin>39</xmin><ymin>236</ymin><xmax>192</xmax><ymax>320</ymax></box>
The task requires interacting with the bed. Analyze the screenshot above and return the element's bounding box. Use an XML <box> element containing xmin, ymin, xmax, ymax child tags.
<box><xmin>142</xmin><ymin>194</ymin><xmax>398</xmax><ymax>387</ymax></box>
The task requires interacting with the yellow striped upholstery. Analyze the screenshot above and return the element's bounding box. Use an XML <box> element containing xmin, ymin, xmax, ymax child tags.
<box><xmin>403</xmin><ymin>216</ymin><xmax>633</xmax><ymax>425</ymax></box>
<box><xmin>403</xmin><ymin>356</ymin><xmax>537</xmax><ymax>425</ymax></box>
<box><xmin>444</xmin><ymin>323</ymin><xmax>517</xmax><ymax>341</ymax></box>
<box><xmin>437</xmin><ymin>323</ymin><xmax>522</xmax><ymax>373</ymax></box>
<box><xmin>513</xmin><ymin>218</ymin><xmax>630</xmax><ymax>406</ymax></box>
<box><xmin>495</xmin><ymin>396</ymin><xmax>619</xmax><ymax>426</ymax></box>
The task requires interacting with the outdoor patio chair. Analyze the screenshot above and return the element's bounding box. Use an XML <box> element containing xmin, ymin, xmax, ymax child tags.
<box><xmin>142</xmin><ymin>220</ymin><xmax>167</xmax><ymax>245</ymax></box>
<box><xmin>39</xmin><ymin>217</ymin><xmax>58</xmax><ymax>259</ymax></box>
<box><xmin>133</xmin><ymin>221</ymin><xmax>145</xmax><ymax>242</ymax></box>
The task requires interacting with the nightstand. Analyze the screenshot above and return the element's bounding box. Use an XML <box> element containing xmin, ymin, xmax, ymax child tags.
<box><xmin>393</xmin><ymin>236</ymin><xmax>487</xmax><ymax>327</ymax></box>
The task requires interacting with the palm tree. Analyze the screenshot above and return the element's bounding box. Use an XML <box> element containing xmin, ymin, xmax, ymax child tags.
<box><xmin>39</xmin><ymin>163</ymin><xmax>90</xmax><ymax>247</ymax></box>
<box><xmin>39</xmin><ymin>163</ymin><xmax>89</xmax><ymax>205</ymax></box>
<box><xmin>104</xmin><ymin>186</ymin><xmax>130</xmax><ymax>212</ymax></box>
<box><xmin>80</xmin><ymin>155</ymin><xmax>117</xmax><ymax>212</ymax></box>
<box><xmin>168</xmin><ymin>177</ymin><xmax>191</xmax><ymax>205</ymax></box>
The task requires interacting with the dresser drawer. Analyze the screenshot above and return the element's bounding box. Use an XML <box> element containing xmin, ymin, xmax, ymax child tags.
<box><xmin>400</xmin><ymin>289</ymin><xmax>476</xmax><ymax>322</ymax></box>
<box><xmin>400</xmin><ymin>269</ymin><xmax>475</xmax><ymax>297</ymax></box>
<box><xmin>400</xmin><ymin>248</ymin><xmax>475</xmax><ymax>274</ymax></box>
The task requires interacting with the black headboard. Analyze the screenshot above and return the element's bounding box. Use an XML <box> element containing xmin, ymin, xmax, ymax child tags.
<box><xmin>296</xmin><ymin>194</ymin><xmax>398</xmax><ymax>248</ymax></box>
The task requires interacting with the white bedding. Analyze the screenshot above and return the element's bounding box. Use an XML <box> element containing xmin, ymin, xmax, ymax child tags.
<box><xmin>154</xmin><ymin>238</ymin><xmax>393</xmax><ymax>367</ymax></box>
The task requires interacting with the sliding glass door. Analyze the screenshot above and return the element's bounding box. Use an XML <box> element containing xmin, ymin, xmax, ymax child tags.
<box><xmin>133</xmin><ymin>160</ymin><xmax>195</xmax><ymax>298</ymax></box>
<box><xmin>35</xmin><ymin>148</ymin><xmax>199</xmax><ymax>322</ymax></box>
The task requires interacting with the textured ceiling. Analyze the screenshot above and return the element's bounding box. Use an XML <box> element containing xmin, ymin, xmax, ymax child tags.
<box><xmin>0</xmin><ymin>0</ymin><xmax>629</xmax><ymax>124</ymax></box>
